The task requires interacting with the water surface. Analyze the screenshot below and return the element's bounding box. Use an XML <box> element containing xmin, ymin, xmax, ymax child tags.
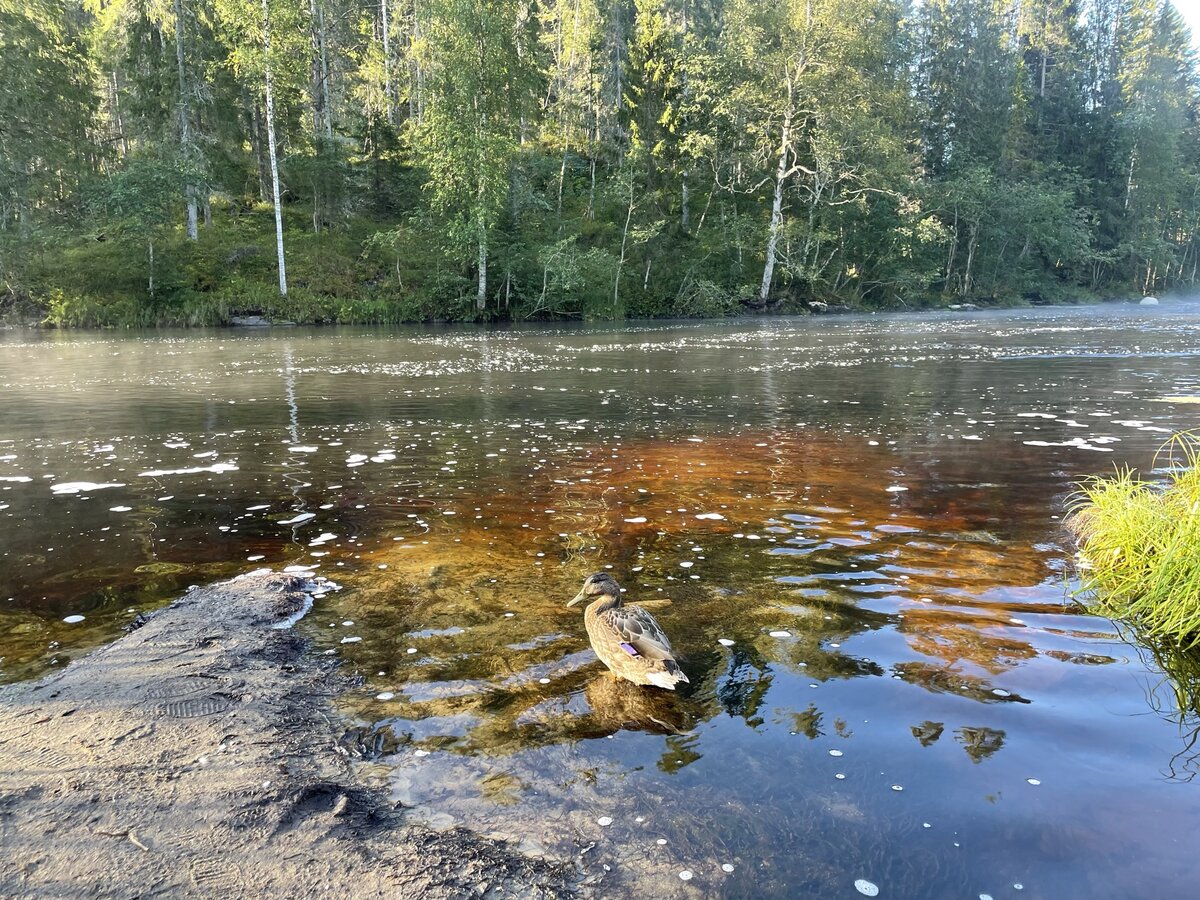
<box><xmin>3</xmin><ymin>305</ymin><xmax>1200</xmax><ymax>896</ymax></box>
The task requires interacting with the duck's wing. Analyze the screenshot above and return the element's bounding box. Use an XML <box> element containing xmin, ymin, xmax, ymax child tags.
<box><xmin>598</xmin><ymin>604</ymin><xmax>676</xmax><ymax>661</ymax></box>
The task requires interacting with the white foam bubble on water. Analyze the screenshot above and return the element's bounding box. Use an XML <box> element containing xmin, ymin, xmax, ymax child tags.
<box><xmin>0</xmin><ymin>476</ymin><xmax>32</xmax><ymax>482</ymax></box>
<box><xmin>375</xmin><ymin>692</ymin><xmax>395</xmax><ymax>701</ymax></box>
<box><xmin>624</xmin><ymin>516</ymin><xmax>647</xmax><ymax>523</ymax></box>
<box><xmin>280</xmin><ymin>512</ymin><xmax>316</xmax><ymax>525</ymax></box>
<box><xmin>62</xmin><ymin>615</ymin><xmax>85</xmax><ymax>624</ymax></box>
<box><xmin>51</xmin><ymin>482</ymin><xmax>125</xmax><ymax>494</ymax></box>
<box><xmin>854</xmin><ymin>879</ymin><xmax>879</xmax><ymax>897</ymax></box>
<box><xmin>139</xmin><ymin>463</ymin><xmax>238</xmax><ymax>476</ymax></box>
<box><xmin>289</xmin><ymin>446</ymin><xmax>319</xmax><ymax>453</ymax></box>
<box><xmin>695</xmin><ymin>512</ymin><xmax>725</xmax><ymax>520</ymax></box>
<box><xmin>109</xmin><ymin>505</ymin><xmax>132</xmax><ymax>512</ymax></box>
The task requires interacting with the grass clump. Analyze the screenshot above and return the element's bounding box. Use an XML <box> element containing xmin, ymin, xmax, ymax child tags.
<box><xmin>1068</xmin><ymin>432</ymin><xmax>1200</xmax><ymax>647</ymax></box>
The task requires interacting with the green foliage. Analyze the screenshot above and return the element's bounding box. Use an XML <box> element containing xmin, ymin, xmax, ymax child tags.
<box><xmin>9</xmin><ymin>0</ymin><xmax>1200</xmax><ymax>325</ymax></box>
<box><xmin>1068</xmin><ymin>433</ymin><xmax>1200</xmax><ymax>648</ymax></box>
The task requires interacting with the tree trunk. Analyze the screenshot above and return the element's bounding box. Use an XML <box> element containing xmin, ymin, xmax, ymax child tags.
<box><xmin>477</xmin><ymin>231</ymin><xmax>487</xmax><ymax>312</ymax></box>
<box><xmin>760</xmin><ymin>111</ymin><xmax>791</xmax><ymax>304</ymax></box>
<box><xmin>148</xmin><ymin>238</ymin><xmax>155</xmax><ymax>297</ymax></box>
<box><xmin>614</xmin><ymin>165</ymin><xmax>634</xmax><ymax>309</ymax></box>
<box><xmin>381</xmin><ymin>0</ymin><xmax>394</xmax><ymax>125</ymax></box>
<box><xmin>263</xmin><ymin>0</ymin><xmax>288</xmax><ymax>296</ymax></box>
<box><xmin>174</xmin><ymin>0</ymin><xmax>199</xmax><ymax>241</ymax></box>
<box><xmin>962</xmin><ymin>221</ymin><xmax>977</xmax><ymax>297</ymax></box>
<box><xmin>310</xmin><ymin>0</ymin><xmax>334</xmax><ymax>139</ymax></box>
<box><xmin>681</xmin><ymin>171</ymin><xmax>689</xmax><ymax>230</ymax></box>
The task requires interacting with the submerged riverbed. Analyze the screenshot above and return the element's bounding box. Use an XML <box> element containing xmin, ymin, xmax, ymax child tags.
<box><xmin>3</xmin><ymin>305</ymin><xmax>1200</xmax><ymax>896</ymax></box>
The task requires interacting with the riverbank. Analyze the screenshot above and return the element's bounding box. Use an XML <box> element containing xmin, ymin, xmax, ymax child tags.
<box><xmin>0</xmin><ymin>572</ymin><xmax>574</xmax><ymax>898</ymax></box>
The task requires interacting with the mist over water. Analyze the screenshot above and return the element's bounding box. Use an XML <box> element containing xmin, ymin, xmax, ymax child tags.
<box><xmin>4</xmin><ymin>303</ymin><xmax>1200</xmax><ymax>896</ymax></box>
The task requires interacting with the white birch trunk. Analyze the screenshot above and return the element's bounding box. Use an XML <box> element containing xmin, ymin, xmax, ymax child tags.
<box><xmin>263</xmin><ymin>0</ymin><xmax>288</xmax><ymax>296</ymax></box>
<box><xmin>174</xmin><ymin>0</ymin><xmax>198</xmax><ymax>241</ymax></box>
<box><xmin>381</xmin><ymin>0</ymin><xmax>393</xmax><ymax>125</ymax></box>
<box><xmin>760</xmin><ymin>113</ymin><xmax>791</xmax><ymax>304</ymax></box>
<box><xmin>477</xmin><ymin>231</ymin><xmax>487</xmax><ymax>311</ymax></box>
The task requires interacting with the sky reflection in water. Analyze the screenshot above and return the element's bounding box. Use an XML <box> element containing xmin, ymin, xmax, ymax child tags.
<box><xmin>3</xmin><ymin>305</ymin><xmax>1200</xmax><ymax>896</ymax></box>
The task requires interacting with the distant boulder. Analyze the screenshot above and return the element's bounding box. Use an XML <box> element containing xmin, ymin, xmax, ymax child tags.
<box><xmin>1139</xmin><ymin>296</ymin><xmax>1159</xmax><ymax>306</ymax></box>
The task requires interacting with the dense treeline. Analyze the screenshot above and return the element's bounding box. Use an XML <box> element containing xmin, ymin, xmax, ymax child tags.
<box><xmin>1</xmin><ymin>0</ymin><xmax>1198</xmax><ymax>326</ymax></box>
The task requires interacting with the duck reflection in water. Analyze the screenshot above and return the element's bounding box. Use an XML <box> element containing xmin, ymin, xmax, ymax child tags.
<box><xmin>583</xmin><ymin>672</ymin><xmax>689</xmax><ymax>734</ymax></box>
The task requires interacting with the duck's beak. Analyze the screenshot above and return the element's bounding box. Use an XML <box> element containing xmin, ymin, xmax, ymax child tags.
<box><xmin>566</xmin><ymin>588</ymin><xmax>587</xmax><ymax>607</ymax></box>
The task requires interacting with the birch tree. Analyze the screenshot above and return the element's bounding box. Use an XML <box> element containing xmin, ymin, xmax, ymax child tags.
<box><xmin>412</xmin><ymin>0</ymin><xmax>535</xmax><ymax>312</ymax></box>
<box><xmin>214</xmin><ymin>0</ymin><xmax>303</xmax><ymax>295</ymax></box>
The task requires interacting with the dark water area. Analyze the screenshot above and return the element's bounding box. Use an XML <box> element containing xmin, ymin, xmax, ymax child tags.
<box><xmin>3</xmin><ymin>304</ymin><xmax>1200</xmax><ymax>897</ymax></box>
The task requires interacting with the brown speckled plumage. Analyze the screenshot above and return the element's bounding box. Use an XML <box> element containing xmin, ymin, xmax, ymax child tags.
<box><xmin>567</xmin><ymin>573</ymin><xmax>689</xmax><ymax>690</ymax></box>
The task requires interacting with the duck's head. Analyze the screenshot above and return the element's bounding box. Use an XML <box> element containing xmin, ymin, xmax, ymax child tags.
<box><xmin>567</xmin><ymin>572</ymin><xmax>622</xmax><ymax>607</ymax></box>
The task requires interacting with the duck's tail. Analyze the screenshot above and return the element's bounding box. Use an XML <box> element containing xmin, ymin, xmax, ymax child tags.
<box><xmin>646</xmin><ymin>661</ymin><xmax>689</xmax><ymax>690</ymax></box>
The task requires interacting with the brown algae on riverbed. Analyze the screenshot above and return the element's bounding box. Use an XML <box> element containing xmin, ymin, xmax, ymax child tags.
<box><xmin>317</xmin><ymin>431</ymin><xmax>1077</xmax><ymax>894</ymax></box>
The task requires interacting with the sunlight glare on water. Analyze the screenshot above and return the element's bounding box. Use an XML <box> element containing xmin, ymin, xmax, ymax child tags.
<box><xmin>3</xmin><ymin>304</ymin><xmax>1200</xmax><ymax>896</ymax></box>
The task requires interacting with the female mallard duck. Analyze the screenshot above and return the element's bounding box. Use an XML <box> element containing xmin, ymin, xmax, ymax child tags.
<box><xmin>567</xmin><ymin>573</ymin><xmax>689</xmax><ymax>690</ymax></box>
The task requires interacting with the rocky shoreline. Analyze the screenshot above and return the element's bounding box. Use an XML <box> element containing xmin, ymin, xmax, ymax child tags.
<box><xmin>0</xmin><ymin>573</ymin><xmax>574</xmax><ymax>898</ymax></box>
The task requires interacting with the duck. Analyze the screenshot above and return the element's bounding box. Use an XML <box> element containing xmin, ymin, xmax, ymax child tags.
<box><xmin>567</xmin><ymin>573</ymin><xmax>689</xmax><ymax>690</ymax></box>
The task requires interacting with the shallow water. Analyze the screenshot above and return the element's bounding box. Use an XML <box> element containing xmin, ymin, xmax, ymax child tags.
<box><xmin>3</xmin><ymin>305</ymin><xmax>1200</xmax><ymax>896</ymax></box>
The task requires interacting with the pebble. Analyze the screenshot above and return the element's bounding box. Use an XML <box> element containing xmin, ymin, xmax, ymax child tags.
<box><xmin>678</xmin><ymin>871</ymin><xmax>693</xmax><ymax>881</ymax></box>
<box><xmin>717</xmin><ymin>638</ymin><xmax>735</xmax><ymax>647</ymax></box>
<box><xmin>539</xmin><ymin>678</ymin><xmax>551</xmax><ymax>684</ymax></box>
<box><xmin>62</xmin><ymin>615</ymin><xmax>85</xmax><ymax>624</ymax></box>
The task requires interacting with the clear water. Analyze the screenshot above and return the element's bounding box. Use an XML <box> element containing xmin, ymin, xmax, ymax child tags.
<box><xmin>3</xmin><ymin>305</ymin><xmax>1200</xmax><ymax>896</ymax></box>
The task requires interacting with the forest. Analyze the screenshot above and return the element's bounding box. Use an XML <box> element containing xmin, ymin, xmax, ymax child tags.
<box><xmin>1</xmin><ymin>0</ymin><xmax>1198</xmax><ymax>326</ymax></box>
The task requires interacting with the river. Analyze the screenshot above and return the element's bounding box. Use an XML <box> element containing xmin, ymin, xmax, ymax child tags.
<box><xmin>3</xmin><ymin>304</ymin><xmax>1200</xmax><ymax>896</ymax></box>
